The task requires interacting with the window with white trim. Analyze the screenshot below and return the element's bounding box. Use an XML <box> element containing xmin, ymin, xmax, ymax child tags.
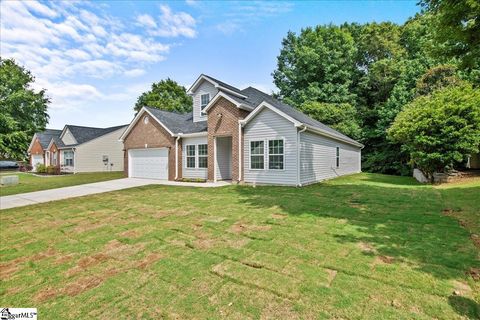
<box><xmin>200</xmin><ymin>94</ymin><xmax>210</xmax><ymax>112</ymax></box>
<box><xmin>186</xmin><ymin>145</ymin><xmax>196</xmax><ymax>168</ymax></box>
<box><xmin>52</xmin><ymin>152</ymin><xmax>57</xmax><ymax>166</ymax></box>
<box><xmin>198</xmin><ymin>144</ymin><xmax>208</xmax><ymax>168</ymax></box>
<box><xmin>336</xmin><ymin>147</ymin><xmax>340</xmax><ymax>168</ymax></box>
<box><xmin>64</xmin><ymin>151</ymin><xmax>74</xmax><ymax>166</ymax></box>
<box><xmin>250</xmin><ymin>141</ymin><xmax>264</xmax><ymax>169</ymax></box>
<box><xmin>268</xmin><ymin>139</ymin><xmax>284</xmax><ymax>170</ymax></box>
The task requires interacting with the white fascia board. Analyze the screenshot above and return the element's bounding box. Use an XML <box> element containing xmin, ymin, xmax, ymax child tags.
<box><xmin>175</xmin><ymin>132</ymin><xmax>208</xmax><ymax>138</ymax></box>
<box><xmin>239</xmin><ymin>101</ymin><xmax>302</xmax><ymax>127</ymax></box>
<box><xmin>304</xmin><ymin>125</ymin><xmax>364</xmax><ymax>148</ymax></box>
<box><xmin>46</xmin><ymin>138</ymin><xmax>56</xmax><ymax>150</ymax></box>
<box><xmin>119</xmin><ymin>107</ymin><xmax>174</xmax><ymax>141</ymax></box>
<box><xmin>187</xmin><ymin>75</ymin><xmax>247</xmax><ymax>99</ymax></box>
<box><xmin>202</xmin><ymin>91</ymin><xmax>252</xmax><ymax>113</ymax></box>
<box><xmin>59</xmin><ymin>125</ymin><xmax>78</xmax><ymax>145</ymax></box>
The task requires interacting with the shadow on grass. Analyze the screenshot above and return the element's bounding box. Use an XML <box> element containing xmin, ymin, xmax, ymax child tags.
<box><xmin>448</xmin><ymin>295</ymin><xmax>480</xmax><ymax>319</ymax></box>
<box><xmin>233</xmin><ymin>173</ymin><xmax>480</xmax><ymax>282</ymax></box>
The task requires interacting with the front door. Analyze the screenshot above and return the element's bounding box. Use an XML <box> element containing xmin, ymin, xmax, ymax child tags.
<box><xmin>215</xmin><ymin>136</ymin><xmax>232</xmax><ymax>180</ymax></box>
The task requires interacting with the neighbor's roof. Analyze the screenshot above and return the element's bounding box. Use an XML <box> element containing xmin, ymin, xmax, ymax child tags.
<box><xmin>64</xmin><ymin>124</ymin><xmax>128</xmax><ymax>146</ymax></box>
<box><xmin>36</xmin><ymin>129</ymin><xmax>62</xmax><ymax>149</ymax></box>
<box><xmin>144</xmin><ymin>107</ymin><xmax>207</xmax><ymax>134</ymax></box>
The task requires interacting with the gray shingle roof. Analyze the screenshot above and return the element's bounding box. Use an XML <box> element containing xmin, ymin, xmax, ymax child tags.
<box><xmin>63</xmin><ymin>124</ymin><xmax>128</xmax><ymax>146</ymax></box>
<box><xmin>36</xmin><ymin>129</ymin><xmax>62</xmax><ymax>149</ymax></box>
<box><xmin>144</xmin><ymin>76</ymin><xmax>361</xmax><ymax>146</ymax></box>
<box><xmin>145</xmin><ymin>107</ymin><xmax>207</xmax><ymax>134</ymax></box>
<box><xmin>240</xmin><ymin>87</ymin><xmax>361</xmax><ymax>145</ymax></box>
<box><xmin>203</xmin><ymin>74</ymin><xmax>246</xmax><ymax>97</ymax></box>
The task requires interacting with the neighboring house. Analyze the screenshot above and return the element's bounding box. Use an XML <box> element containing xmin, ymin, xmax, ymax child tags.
<box><xmin>28</xmin><ymin>125</ymin><xmax>127</xmax><ymax>173</ymax></box>
<box><xmin>120</xmin><ymin>74</ymin><xmax>364</xmax><ymax>186</ymax></box>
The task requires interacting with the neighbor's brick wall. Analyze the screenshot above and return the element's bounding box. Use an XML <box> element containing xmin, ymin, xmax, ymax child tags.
<box><xmin>207</xmin><ymin>97</ymin><xmax>249</xmax><ymax>182</ymax></box>
<box><xmin>123</xmin><ymin>113</ymin><xmax>180</xmax><ymax>181</ymax></box>
<box><xmin>48</xmin><ymin>142</ymin><xmax>60</xmax><ymax>168</ymax></box>
<box><xmin>29</xmin><ymin>138</ymin><xmax>44</xmax><ymax>165</ymax></box>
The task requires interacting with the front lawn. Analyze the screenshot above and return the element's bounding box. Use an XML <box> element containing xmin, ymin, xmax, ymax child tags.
<box><xmin>0</xmin><ymin>173</ymin><xmax>478</xmax><ymax>319</ymax></box>
<box><xmin>0</xmin><ymin>171</ymin><xmax>124</xmax><ymax>196</ymax></box>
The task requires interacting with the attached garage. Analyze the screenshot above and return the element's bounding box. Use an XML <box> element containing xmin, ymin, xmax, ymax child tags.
<box><xmin>31</xmin><ymin>154</ymin><xmax>44</xmax><ymax>170</ymax></box>
<box><xmin>128</xmin><ymin>148</ymin><xmax>169</xmax><ymax>180</ymax></box>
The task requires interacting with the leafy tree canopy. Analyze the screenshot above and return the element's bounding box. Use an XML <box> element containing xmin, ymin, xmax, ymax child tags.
<box><xmin>415</xmin><ymin>64</ymin><xmax>463</xmax><ymax>96</ymax></box>
<box><xmin>388</xmin><ymin>84</ymin><xmax>480</xmax><ymax>179</ymax></box>
<box><xmin>134</xmin><ymin>78</ymin><xmax>192</xmax><ymax>113</ymax></box>
<box><xmin>0</xmin><ymin>58</ymin><xmax>49</xmax><ymax>160</ymax></box>
<box><xmin>300</xmin><ymin>101</ymin><xmax>362</xmax><ymax>140</ymax></box>
<box><xmin>420</xmin><ymin>0</ymin><xmax>480</xmax><ymax>70</ymax></box>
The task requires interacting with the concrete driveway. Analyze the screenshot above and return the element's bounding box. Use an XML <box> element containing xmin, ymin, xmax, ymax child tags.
<box><xmin>0</xmin><ymin>178</ymin><xmax>230</xmax><ymax>210</ymax></box>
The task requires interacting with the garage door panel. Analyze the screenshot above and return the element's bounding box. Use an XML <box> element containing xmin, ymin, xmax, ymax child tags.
<box><xmin>129</xmin><ymin>148</ymin><xmax>168</xmax><ymax>180</ymax></box>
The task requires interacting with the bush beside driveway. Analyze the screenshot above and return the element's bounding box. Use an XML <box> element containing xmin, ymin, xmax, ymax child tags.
<box><xmin>0</xmin><ymin>173</ymin><xmax>478</xmax><ymax>319</ymax></box>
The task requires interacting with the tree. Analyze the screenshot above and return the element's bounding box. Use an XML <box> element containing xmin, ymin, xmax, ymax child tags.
<box><xmin>300</xmin><ymin>101</ymin><xmax>361</xmax><ymax>140</ymax></box>
<box><xmin>388</xmin><ymin>84</ymin><xmax>480</xmax><ymax>180</ymax></box>
<box><xmin>134</xmin><ymin>78</ymin><xmax>192</xmax><ymax>113</ymax></box>
<box><xmin>272</xmin><ymin>26</ymin><xmax>357</xmax><ymax>107</ymax></box>
<box><xmin>415</xmin><ymin>64</ymin><xmax>462</xmax><ymax>96</ymax></box>
<box><xmin>420</xmin><ymin>0</ymin><xmax>480</xmax><ymax>70</ymax></box>
<box><xmin>0</xmin><ymin>58</ymin><xmax>49</xmax><ymax>160</ymax></box>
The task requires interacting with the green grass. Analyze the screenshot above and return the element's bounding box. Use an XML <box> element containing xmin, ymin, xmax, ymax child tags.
<box><xmin>0</xmin><ymin>171</ymin><xmax>124</xmax><ymax>196</ymax></box>
<box><xmin>0</xmin><ymin>173</ymin><xmax>478</xmax><ymax>319</ymax></box>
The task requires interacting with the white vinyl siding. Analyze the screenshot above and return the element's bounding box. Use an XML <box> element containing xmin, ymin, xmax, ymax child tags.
<box><xmin>61</xmin><ymin>128</ymin><xmax>77</xmax><ymax>145</ymax></box>
<box><xmin>182</xmin><ymin>136</ymin><xmax>208</xmax><ymax>179</ymax></box>
<box><xmin>300</xmin><ymin>131</ymin><xmax>361</xmax><ymax>185</ymax></box>
<box><xmin>193</xmin><ymin>80</ymin><xmax>218</xmax><ymax>122</ymax></box>
<box><xmin>244</xmin><ymin>108</ymin><xmax>298</xmax><ymax>185</ymax></box>
<box><xmin>73</xmin><ymin>128</ymin><xmax>125</xmax><ymax>173</ymax></box>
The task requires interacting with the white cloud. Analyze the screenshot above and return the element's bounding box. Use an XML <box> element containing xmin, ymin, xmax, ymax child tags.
<box><xmin>136</xmin><ymin>14</ymin><xmax>157</xmax><ymax>28</ymax></box>
<box><xmin>124</xmin><ymin>68</ymin><xmax>146</xmax><ymax>77</ymax></box>
<box><xmin>0</xmin><ymin>0</ymin><xmax>195</xmax><ymax>112</ymax></box>
<box><xmin>215</xmin><ymin>21</ymin><xmax>242</xmax><ymax>35</ymax></box>
<box><xmin>144</xmin><ymin>5</ymin><xmax>197</xmax><ymax>38</ymax></box>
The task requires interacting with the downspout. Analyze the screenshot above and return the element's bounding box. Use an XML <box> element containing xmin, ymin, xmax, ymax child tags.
<box><xmin>175</xmin><ymin>135</ymin><xmax>181</xmax><ymax>180</ymax></box>
<box><xmin>238</xmin><ymin>122</ymin><xmax>242</xmax><ymax>182</ymax></box>
<box><xmin>297</xmin><ymin>125</ymin><xmax>307</xmax><ymax>187</ymax></box>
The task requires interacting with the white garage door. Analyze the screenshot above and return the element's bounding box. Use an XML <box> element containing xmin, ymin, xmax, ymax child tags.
<box><xmin>31</xmin><ymin>154</ymin><xmax>43</xmax><ymax>171</ymax></box>
<box><xmin>129</xmin><ymin>148</ymin><xmax>168</xmax><ymax>180</ymax></box>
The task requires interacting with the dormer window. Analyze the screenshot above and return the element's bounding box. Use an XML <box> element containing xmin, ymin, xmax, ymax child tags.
<box><xmin>200</xmin><ymin>94</ymin><xmax>210</xmax><ymax>113</ymax></box>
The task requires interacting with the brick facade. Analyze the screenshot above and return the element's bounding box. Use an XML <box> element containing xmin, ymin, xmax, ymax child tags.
<box><xmin>48</xmin><ymin>142</ymin><xmax>61</xmax><ymax>168</ymax></box>
<box><xmin>123</xmin><ymin>112</ymin><xmax>181</xmax><ymax>181</ymax></box>
<box><xmin>29</xmin><ymin>138</ymin><xmax>44</xmax><ymax>165</ymax></box>
<box><xmin>206</xmin><ymin>97</ymin><xmax>249</xmax><ymax>182</ymax></box>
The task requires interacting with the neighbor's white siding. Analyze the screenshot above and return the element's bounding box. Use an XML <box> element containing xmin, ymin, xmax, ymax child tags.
<box><xmin>61</xmin><ymin>128</ymin><xmax>77</xmax><ymax>145</ymax></box>
<box><xmin>192</xmin><ymin>80</ymin><xmax>218</xmax><ymax>123</ymax></box>
<box><xmin>182</xmin><ymin>136</ymin><xmax>208</xmax><ymax>179</ymax></box>
<box><xmin>300</xmin><ymin>131</ymin><xmax>361</xmax><ymax>185</ymax></box>
<box><xmin>243</xmin><ymin>108</ymin><xmax>298</xmax><ymax>186</ymax></box>
<box><xmin>73</xmin><ymin>128</ymin><xmax>125</xmax><ymax>173</ymax></box>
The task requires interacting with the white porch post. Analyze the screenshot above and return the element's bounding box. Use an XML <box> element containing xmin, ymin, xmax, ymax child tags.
<box><xmin>213</xmin><ymin>136</ymin><xmax>217</xmax><ymax>182</ymax></box>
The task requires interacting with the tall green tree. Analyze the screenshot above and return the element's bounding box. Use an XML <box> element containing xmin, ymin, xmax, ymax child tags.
<box><xmin>272</xmin><ymin>25</ymin><xmax>357</xmax><ymax>107</ymax></box>
<box><xmin>134</xmin><ymin>79</ymin><xmax>192</xmax><ymax>113</ymax></box>
<box><xmin>0</xmin><ymin>58</ymin><xmax>49</xmax><ymax>160</ymax></box>
<box><xmin>300</xmin><ymin>101</ymin><xmax>361</xmax><ymax>140</ymax></box>
<box><xmin>420</xmin><ymin>0</ymin><xmax>480</xmax><ymax>70</ymax></box>
<box><xmin>388</xmin><ymin>84</ymin><xmax>480</xmax><ymax>180</ymax></box>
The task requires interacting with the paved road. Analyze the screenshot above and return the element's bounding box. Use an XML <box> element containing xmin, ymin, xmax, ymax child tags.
<box><xmin>0</xmin><ymin>178</ymin><xmax>230</xmax><ymax>210</ymax></box>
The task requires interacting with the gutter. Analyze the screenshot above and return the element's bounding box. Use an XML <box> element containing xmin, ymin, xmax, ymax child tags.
<box><xmin>296</xmin><ymin>125</ymin><xmax>307</xmax><ymax>187</ymax></box>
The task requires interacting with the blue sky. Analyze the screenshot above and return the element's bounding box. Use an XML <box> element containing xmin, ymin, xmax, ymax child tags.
<box><xmin>1</xmin><ymin>0</ymin><xmax>420</xmax><ymax>129</ymax></box>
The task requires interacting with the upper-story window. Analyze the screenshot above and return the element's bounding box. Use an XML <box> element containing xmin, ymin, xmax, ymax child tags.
<box><xmin>200</xmin><ymin>94</ymin><xmax>210</xmax><ymax>113</ymax></box>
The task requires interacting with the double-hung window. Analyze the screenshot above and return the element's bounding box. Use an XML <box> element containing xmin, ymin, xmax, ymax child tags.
<box><xmin>186</xmin><ymin>145</ymin><xmax>196</xmax><ymax>168</ymax></box>
<box><xmin>268</xmin><ymin>139</ymin><xmax>284</xmax><ymax>170</ymax></box>
<box><xmin>336</xmin><ymin>147</ymin><xmax>340</xmax><ymax>168</ymax></box>
<box><xmin>64</xmin><ymin>151</ymin><xmax>74</xmax><ymax>166</ymax></box>
<box><xmin>250</xmin><ymin>141</ymin><xmax>265</xmax><ymax>169</ymax></box>
<box><xmin>198</xmin><ymin>144</ymin><xmax>208</xmax><ymax>168</ymax></box>
<box><xmin>200</xmin><ymin>94</ymin><xmax>210</xmax><ymax>113</ymax></box>
<box><xmin>52</xmin><ymin>152</ymin><xmax>57</xmax><ymax>166</ymax></box>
